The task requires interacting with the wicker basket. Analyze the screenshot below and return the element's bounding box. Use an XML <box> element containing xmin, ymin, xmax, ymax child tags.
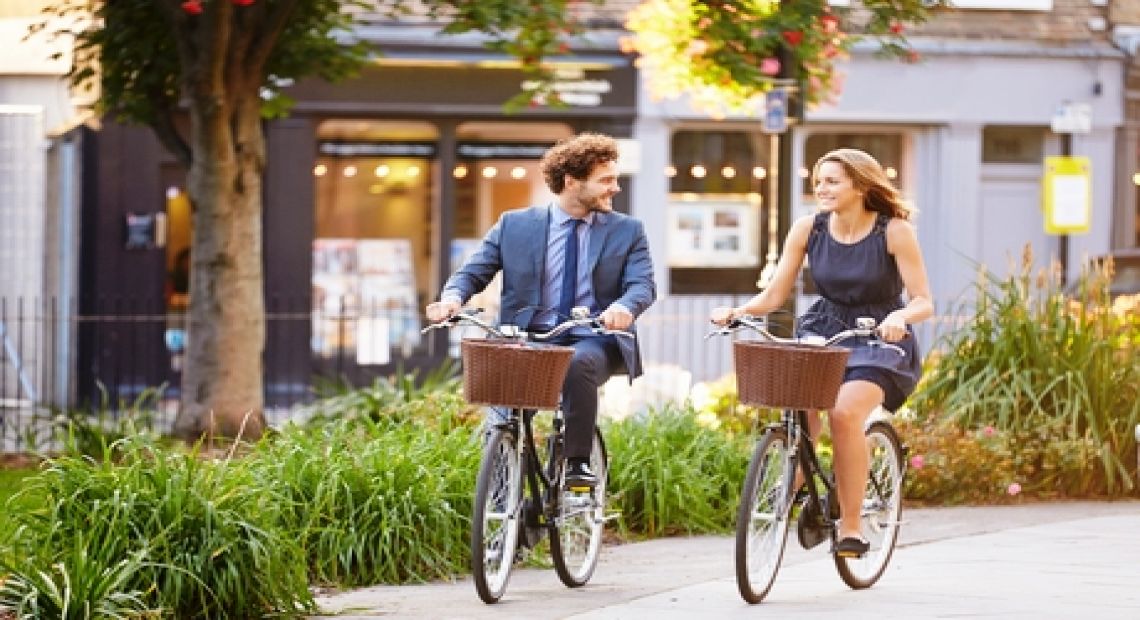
<box><xmin>733</xmin><ymin>341</ymin><xmax>851</xmax><ymax>410</ymax></box>
<box><xmin>461</xmin><ymin>339</ymin><xmax>574</xmax><ymax>409</ymax></box>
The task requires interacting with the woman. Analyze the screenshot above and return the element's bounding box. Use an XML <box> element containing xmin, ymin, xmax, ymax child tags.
<box><xmin>710</xmin><ymin>148</ymin><xmax>932</xmax><ymax>557</ymax></box>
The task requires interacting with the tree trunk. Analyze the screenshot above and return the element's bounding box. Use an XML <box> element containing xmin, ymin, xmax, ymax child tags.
<box><xmin>173</xmin><ymin>88</ymin><xmax>267</xmax><ymax>441</ymax></box>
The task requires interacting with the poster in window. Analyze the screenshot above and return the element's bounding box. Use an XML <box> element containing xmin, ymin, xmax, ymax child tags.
<box><xmin>357</xmin><ymin>239</ymin><xmax>420</xmax><ymax>363</ymax></box>
<box><xmin>667</xmin><ymin>199</ymin><xmax>759</xmax><ymax>267</ymax></box>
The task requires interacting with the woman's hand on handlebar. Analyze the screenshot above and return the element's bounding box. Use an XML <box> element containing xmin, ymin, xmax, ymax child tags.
<box><xmin>709</xmin><ymin>306</ymin><xmax>740</xmax><ymax>327</ymax></box>
<box><xmin>425</xmin><ymin>299</ymin><xmax>461</xmax><ymax>323</ymax></box>
<box><xmin>878</xmin><ymin>311</ymin><xmax>908</xmax><ymax>342</ymax></box>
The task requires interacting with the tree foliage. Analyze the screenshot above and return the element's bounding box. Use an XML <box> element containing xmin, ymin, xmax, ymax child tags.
<box><xmin>626</xmin><ymin>0</ymin><xmax>946</xmax><ymax>116</ymax></box>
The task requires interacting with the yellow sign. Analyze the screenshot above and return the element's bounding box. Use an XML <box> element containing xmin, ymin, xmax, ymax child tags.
<box><xmin>1042</xmin><ymin>156</ymin><xmax>1091</xmax><ymax>235</ymax></box>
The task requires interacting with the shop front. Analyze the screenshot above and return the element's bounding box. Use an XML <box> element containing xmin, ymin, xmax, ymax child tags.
<box><xmin>77</xmin><ymin>53</ymin><xmax>637</xmax><ymax>407</ymax></box>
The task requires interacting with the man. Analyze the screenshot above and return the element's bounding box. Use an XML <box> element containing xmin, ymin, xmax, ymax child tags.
<box><xmin>426</xmin><ymin>132</ymin><xmax>657</xmax><ymax>488</ymax></box>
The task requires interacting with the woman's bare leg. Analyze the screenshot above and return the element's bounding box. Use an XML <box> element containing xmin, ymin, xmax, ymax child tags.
<box><xmin>828</xmin><ymin>380</ymin><xmax>884</xmax><ymax>540</ymax></box>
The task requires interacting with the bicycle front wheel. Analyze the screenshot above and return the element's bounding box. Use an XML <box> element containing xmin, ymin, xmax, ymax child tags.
<box><xmin>551</xmin><ymin>429</ymin><xmax>608</xmax><ymax>588</ymax></box>
<box><xmin>735</xmin><ymin>428</ymin><xmax>795</xmax><ymax>604</ymax></box>
<box><xmin>471</xmin><ymin>427</ymin><xmax>524</xmax><ymax>604</ymax></box>
<box><xmin>834</xmin><ymin>421</ymin><xmax>905</xmax><ymax>589</ymax></box>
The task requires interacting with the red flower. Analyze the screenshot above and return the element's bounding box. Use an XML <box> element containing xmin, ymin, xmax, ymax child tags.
<box><xmin>181</xmin><ymin>0</ymin><xmax>202</xmax><ymax>15</ymax></box>
<box><xmin>906</xmin><ymin>49</ymin><xmax>921</xmax><ymax>63</ymax></box>
<box><xmin>782</xmin><ymin>30</ymin><xmax>804</xmax><ymax>46</ymax></box>
<box><xmin>890</xmin><ymin>21</ymin><xmax>904</xmax><ymax>35</ymax></box>
<box><xmin>233</xmin><ymin>0</ymin><xmax>255</xmax><ymax>5</ymax></box>
<box><xmin>820</xmin><ymin>14</ymin><xmax>840</xmax><ymax>34</ymax></box>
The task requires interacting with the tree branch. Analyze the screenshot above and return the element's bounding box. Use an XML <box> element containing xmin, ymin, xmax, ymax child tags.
<box><xmin>248</xmin><ymin>0</ymin><xmax>303</xmax><ymax>76</ymax></box>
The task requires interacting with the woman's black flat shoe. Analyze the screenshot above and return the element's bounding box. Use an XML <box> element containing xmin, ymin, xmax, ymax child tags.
<box><xmin>834</xmin><ymin>536</ymin><xmax>870</xmax><ymax>558</ymax></box>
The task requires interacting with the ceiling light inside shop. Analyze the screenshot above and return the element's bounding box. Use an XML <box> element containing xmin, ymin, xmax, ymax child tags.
<box><xmin>885</xmin><ymin>166</ymin><xmax>898</xmax><ymax>179</ymax></box>
<box><xmin>665</xmin><ymin>165</ymin><xmax>677</xmax><ymax>178</ymax></box>
<box><xmin>797</xmin><ymin>167</ymin><xmax>810</xmax><ymax>178</ymax></box>
<box><xmin>752</xmin><ymin>166</ymin><xmax>767</xmax><ymax>179</ymax></box>
<box><xmin>482</xmin><ymin>166</ymin><xmax>498</xmax><ymax>178</ymax></box>
<box><xmin>374</xmin><ymin>165</ymin><xmax>390</xmax><ymax>178</ymax></box>
<box><xmin>454</xmin><ymin>165</ymin><xmax>468</xmax><ymax>179</ymax></box>
<box><xmin>343</xmin><ymin>165</ymin><xmax>357</xmax><ymax>177</ymax></box>
<box><xmin>721</xmin><ymin>166</ymin><xmax>736</xmax><ymax>179</ymax></box>
<box><xmin>313</xmin><ymin>164</ymin><xmax>328</xmax><ymax>177</ymax></box>
<box><xmin>510</xmin><ymin>166</ymin><xmax>527</xmax><ymax>179</ymax></box>
<box><xmin>1133</xmin><ymin>172</ymin><xmax>1140</xmax><ymax>185</ymax></box>
<box><xmin>691</xmin><ymin>165</ymin><xmax>707</xmax><ymax>179</ymax></box>
<box><xmin>406</xmin><ymin>165</ymin><xmax>421</xmax><ymax>178</ymax></box>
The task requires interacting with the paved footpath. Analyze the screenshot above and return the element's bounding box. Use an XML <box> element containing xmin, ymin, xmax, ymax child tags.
<box><xmin>312</xmin><ymin>501</ymin><xmax>1140</xmax><ymax>619</ymax></box>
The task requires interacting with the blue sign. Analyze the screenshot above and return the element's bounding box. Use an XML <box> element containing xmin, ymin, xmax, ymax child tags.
<box><xmin>763</xmin><ymin>89</ymin><xmax>789</xmax><ymax>134</ymax></box>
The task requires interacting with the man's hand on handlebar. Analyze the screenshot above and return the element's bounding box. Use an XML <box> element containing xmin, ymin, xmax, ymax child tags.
<box><xmin>599</xmin><ymin>306</ymin><xmax>634</xmax><ymax>331</ymax></box>
<box><xmin>425</xmin><ymin>299</ymin><xmax>461</xmax><ymax>323</ymax></box>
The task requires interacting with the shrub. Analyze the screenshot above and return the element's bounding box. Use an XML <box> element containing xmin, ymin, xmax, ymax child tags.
<box><xmin>911</xmin><ymin>248</ymin><xmax>1140</xmax><ymax>496</ymax></box>
<box><xmin>605</xmin><ymin>404</ymin><xmax>751</xmax><ymax>537</ymax></box>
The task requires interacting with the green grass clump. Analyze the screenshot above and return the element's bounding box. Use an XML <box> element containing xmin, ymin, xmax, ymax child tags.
<box><xmin>605</xmin><ymin>404</ymin><xmax>751</xmax><ymax>537</ymax></box>
<box><xmin>1</xmin><ymin>437</ymin><xmax>313</xmax><ymax>618</ymax></box>
<box><xmin>253</xmin><ymin>415</ymin><xmax>481</xmax><ymax>587</ymax></box>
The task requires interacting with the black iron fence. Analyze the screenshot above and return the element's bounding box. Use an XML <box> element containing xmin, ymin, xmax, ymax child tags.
<box><xmin>0</xmin><ymin>295</ymin><xmax>448</xmax><ymax>451</ymax></box>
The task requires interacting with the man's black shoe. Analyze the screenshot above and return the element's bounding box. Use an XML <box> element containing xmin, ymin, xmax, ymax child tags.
<box><xmin>564</xmin><ymin>459</ymin><xmax>598</xmax><ymax>490</ymax></box>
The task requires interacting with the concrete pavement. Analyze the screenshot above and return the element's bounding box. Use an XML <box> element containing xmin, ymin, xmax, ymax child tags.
<box><xmin>312</xmin><ymin>501</ymin><xmax>1140</xmax><ymax>619</ymax></box>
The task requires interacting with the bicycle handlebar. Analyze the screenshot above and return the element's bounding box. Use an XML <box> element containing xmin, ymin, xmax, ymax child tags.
<box><xmin>421</xmin><ymin>307</ymin><xmax>635</xmax><ymax>341</ymax></box>
<box><xmin>706</xmin><ymin>314</ymin><xmax>905</xmax><ymax>356</ymax></box>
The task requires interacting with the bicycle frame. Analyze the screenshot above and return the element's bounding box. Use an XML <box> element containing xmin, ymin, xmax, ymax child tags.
<box><xmin>782</xmin><ymin>409</ymin><xmax>838</xmax><ymax>532</ymax></box>
<box><xmin>500</xmin><ymin>407</ymin><xmax>566</xmax><ymax>536</ymax></box>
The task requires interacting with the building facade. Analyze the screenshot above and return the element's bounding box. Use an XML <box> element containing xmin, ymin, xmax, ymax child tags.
<box><xmin>634</xmin><ymin>0</ymin><xmax>1133</xmax><ymax>381</ymax></box>
<box><xmin>9</xmin><ymin>0</ymin><xmax>1140</xmax><ymax>411</ymax></box>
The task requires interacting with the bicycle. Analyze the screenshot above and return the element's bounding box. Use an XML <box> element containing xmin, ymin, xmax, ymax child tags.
<box><xmin>422</xmin><ymin>308</ymin><xmax>632</xmax><ymax>604</ymax></box>
<box><xmin>707</xmin><ymin>314</ymin><xmax>908</xmax><ymax>604</ymax></box>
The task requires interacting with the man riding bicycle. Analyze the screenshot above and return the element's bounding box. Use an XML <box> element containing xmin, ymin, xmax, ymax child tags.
<box><xmin>425</xmin><ymin>132</ymin><xmax>657</xmax><ymax>489</ymax></box>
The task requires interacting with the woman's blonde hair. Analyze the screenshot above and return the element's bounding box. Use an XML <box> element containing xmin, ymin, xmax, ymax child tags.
<box><xmin>813</xmin><ymin>148</ymin><xmax>914</xmax><ymax>220</ymax></box>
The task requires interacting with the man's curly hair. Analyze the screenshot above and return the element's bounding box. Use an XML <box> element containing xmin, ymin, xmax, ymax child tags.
<box><xmin>540</xmin><ymin>133</ymin><xmax>619</xmax><ymax>194</ymax></box>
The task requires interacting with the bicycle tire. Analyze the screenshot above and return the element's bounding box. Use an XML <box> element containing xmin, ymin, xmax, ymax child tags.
<box><xmin>735</xmin><ymin>428</ymin><xmax>795</xmax><ymax>604</ymax></box>
<box><xmin>834</xmin><ymin>421</ymin><xmax>905</xmax><ymax>589</ymax></box>
<box><xmin>551</xmin><ymin>428</ymin><xmax>608</xmax><ymax>588</ymax></box>
<box><xmin>471</xmin><ymin>427</ymin><xmax>524</xmax><ymax>604</ymax></box>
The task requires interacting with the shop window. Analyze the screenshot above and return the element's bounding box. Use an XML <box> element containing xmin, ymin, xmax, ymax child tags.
<box><xmin>449</xmin><ymin>122</ymin><xmax>572</xmax><ymax>334</ymax></box>
<box><xmin>667</xmin><ymin>131</ymin><xmax>774</xmax><ymax>293</ymax></box>
<box><xmin>982</xmin><ymin>126</ymin><xmax>1045</xmax><ymax>164</ymax></box>
<box><xmin>802</xmin><ymin>133</ymin><xmax>904</xmax><ymax>201</ymax></box>
<box><xmin>311</xmin><ymin>120</ymin><xmax>437</xmax><ymax>366</ymax></box>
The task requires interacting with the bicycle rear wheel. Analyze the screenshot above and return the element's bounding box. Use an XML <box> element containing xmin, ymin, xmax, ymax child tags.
<box><xmin>735</xmin><ymin>428</ymin><xmax>795</xmax><ymax>604</ymax></box>
<box><xmin>834</xmin><ymin>421</ymin><xmax>905</xmax><ymax>589</ymax></box>
<box><xmin>551</xmin><ymin>429</ymin><xmax>608</xmax><ymax>587</ymax></box>
<box><xmin>471</xmin><ymin>427</ymin><xmax>524</xmax><ymax>604</ymax></box>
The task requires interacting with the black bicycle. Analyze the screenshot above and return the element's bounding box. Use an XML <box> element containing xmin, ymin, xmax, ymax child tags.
<box><xmin>423</xmin><ymin>309</ymin><xmax>631</xmax><ymax>604</ymax></box>
<box><xmin>708</xmin><ymin>315</ymin><xmax>908</xmax><ymax>604</ymax></box>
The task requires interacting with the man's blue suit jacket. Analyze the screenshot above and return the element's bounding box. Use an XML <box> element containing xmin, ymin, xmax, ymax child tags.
<box><xmin>441</xmin><ymin>205</ymin><xmax>657</xmax><ymax>379</ymax></box>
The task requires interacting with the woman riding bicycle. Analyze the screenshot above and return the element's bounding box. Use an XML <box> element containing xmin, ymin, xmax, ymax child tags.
<box><xmin>710</xmin><ymin>148</ymin><xmax>932</xmax><ymax>558</ymax></box>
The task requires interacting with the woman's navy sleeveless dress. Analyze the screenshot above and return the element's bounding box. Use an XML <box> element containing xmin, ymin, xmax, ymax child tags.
<box><xmin>797</xmin><ymin>212</ymin><xmax>922</xmax><ymax>412</ymax></box>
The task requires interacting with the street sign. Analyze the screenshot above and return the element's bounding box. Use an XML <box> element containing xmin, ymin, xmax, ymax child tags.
<box><xmin>1051</xmin><ymin>102</ymin><xmax>1092</xmax><ymax>135</ymax></box>
<box><xmin>1042</xmin><ymin>156</ymin><xmax>1091</xmax><ymax>234</ymax></box>
<box><xmin>763</xmin><ymin>89</ymin><xmax>788</xmax><ymax>134</ymax></box>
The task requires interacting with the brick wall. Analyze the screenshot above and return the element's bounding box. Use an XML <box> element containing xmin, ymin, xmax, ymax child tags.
<box><xmin>1111</xmin><ymin>0</ymin><xmax>1140</xmax><ymax>25</ymax></box>
<box><xmin>905</xmin><ymin>0</ymin><xmax>1109</xmax><ymax>43</ymax></box>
